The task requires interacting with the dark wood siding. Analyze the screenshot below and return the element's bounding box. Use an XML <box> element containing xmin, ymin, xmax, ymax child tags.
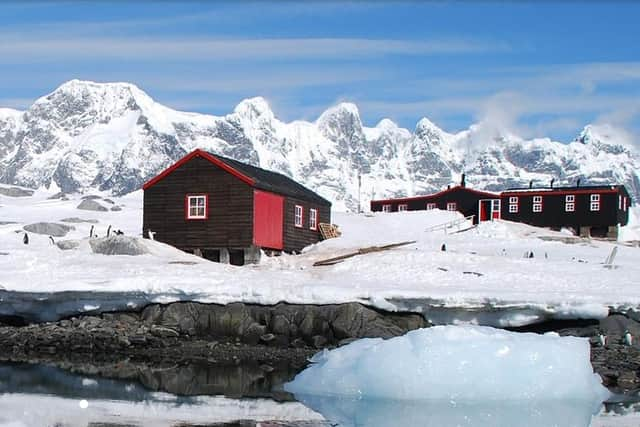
<box><xmin>143</xmin><ymin>156</ymin><xmax>254</xmax><ymax>251</ymax></box>
<box><xmin>371</xmin><ymin>186</ymin><xmax>498</xmax><ymax>223</ymax></box>
<box><xmin>500</xmin><ymin>190</ymin><xmax>620</xmax><ymax>229</ymax></box>
<box><xmin>283</xmin><ymin>196</ymin><xmax>331</xmax><ymax>253</ymax></box>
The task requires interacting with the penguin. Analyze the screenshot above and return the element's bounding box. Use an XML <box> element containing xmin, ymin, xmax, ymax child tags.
<box><xmin>89</xmin><ymin>225</ymin><xmax>95</xmax><ymax>238</ymax></box>
<box><xmin>624</xmin><ymin>330</ymin><xmax>633</xmax><ymax>346</ymax></box>
<box><xmin>22</xmin><ymin>232</ymin><xmax>29</xmax><ymax>245</ymax></box>
<box><xmin>106</xmin><ymin>225</ymin><xmax>111</xmax><ymax>237</ymax></box>
<box><xmin>598</xmin><ymin>334</ymin><xmax>607</xmax><ymax>347</ymax></box>
<box><xmin>441</xmin><ymin>243</ymin><xmax>446</xmax><ymax>252</ymax></box>
<box><xmin>49</xmin><ymin>236</ymin><xmax>55</xmax><ymax>245</ymax></box>
<box><xmin>147</xmin><ymin>230</ymin><xmax>156</xmax><ymax>240</ymax></box>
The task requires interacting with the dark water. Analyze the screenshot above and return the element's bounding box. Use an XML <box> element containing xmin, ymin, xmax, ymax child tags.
<box><xmin>0</xmin><ymin>361</ymin><xmax>636</xmax><ymax>427</ymax></box>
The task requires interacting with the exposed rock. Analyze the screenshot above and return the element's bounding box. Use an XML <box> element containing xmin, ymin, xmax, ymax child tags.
<box><xmin>89</xmin><ymin>235</ymin><xmax>149</xmax><ymax>256</ymax></box>
<box><xmin>0</xmin><ymin>186</ymin><xmax>33</xmax><ymax>197</ymax></box>
<box><xmin>150</xmin><ymin>325</ymin><xmax>180</xmax><ymax>338</ymax></box>
<box><xmin>60</xmin><ymin>217</ymin><xmax>99</xmax><ymax>223</ymax></box>
<box><xmin>81</xmin><ymin>195</ymin><xmax>102</xmax><ymax>200</ymax></box>
<box><xmin>110</xmin><ymin>205</ymin><xmax>122</xmax><ymax>211</ymax></box>
<box><xmin>23</xmin><ymin>222</ymin><xmax>74</xmax><ymax>237</ymax></box>
<box><xmin>103</xmin><ymin>198</ymin><xmax>115</xmax><ymax>204</ymax></box>
<box><xmin>47</xmin><ymin>192</ymin><xmax>67</xmax><ymax>200</ymax></box>
<box><xmin>77</xmin><ymin>199</ymin><xmax>108</xmax><ymax>211</ymax></box>
<box><xmin>55</xmin><ymin>239</ymin><xmax>80</xmax><ymax>250</ymax></box>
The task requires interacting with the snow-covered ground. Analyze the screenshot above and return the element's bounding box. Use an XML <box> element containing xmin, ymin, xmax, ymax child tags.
<box><xmin>1</xmin><ymin>184</ymin><xmax>639</xmax><ymax>325</ymax></box>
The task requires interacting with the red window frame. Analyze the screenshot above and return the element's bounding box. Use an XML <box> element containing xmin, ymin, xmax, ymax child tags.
<box><xmin>294</xmin><ymin>204</ymin><xmax>304</xmax><ymax>228</ymax></box>
<box><xmin>398</xmin><ymin>204</ymin><xmax>408</xmax><ymax>212</ymax></box>
<box><xmin>309</xmin><ymin>208</ymin><xmax>318</xmax><ymax>230</ymax></box>
<box><xmin>446</xmin><ymin>202</ymin><xmax>457</xmax><ymax>211</ymax></box>
<box><xmin>185</xmin><ymin>194</ymin><xmax>208</xmax><ymax>220</ymax></box>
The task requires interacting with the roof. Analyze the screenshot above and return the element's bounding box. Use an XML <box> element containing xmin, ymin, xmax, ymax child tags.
<box><xmin>502</xmin><ymin>184</ymin><xmax>628</xmax><ymax>195</ymax></box>
<box><xmin>371</xmin><ymin>185</ymin><xmax>500</xmax><ymax>205</ymax></box>
<box><xmin>142</xmin><ymin>149</ymin><xmax>331</xmax><ymax>206</ymax></box>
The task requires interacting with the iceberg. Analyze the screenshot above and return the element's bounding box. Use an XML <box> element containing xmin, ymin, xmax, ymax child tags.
<box><xmin>285</xmin><ymin>325</ymin><xmax>609</xmax><ymax>402</ymax></box>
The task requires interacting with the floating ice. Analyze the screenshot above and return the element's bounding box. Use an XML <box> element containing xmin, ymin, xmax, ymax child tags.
<box><xmin>285</xmin><ymin>325</ymin><xmax>609</xmax><ymax>403</ymax></box>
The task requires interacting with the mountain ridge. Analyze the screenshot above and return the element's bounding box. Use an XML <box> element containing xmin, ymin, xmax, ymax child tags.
<box><xmin>0</xmin><ymin>80</ymin><xmax>638</xmax><ymax>211</ymax></box>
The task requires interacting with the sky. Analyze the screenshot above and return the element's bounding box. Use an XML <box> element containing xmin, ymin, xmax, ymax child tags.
<box><xmin>0</xmin><ymin>1</ymin><xmax>639</xmax><ymax>142</ymax></box>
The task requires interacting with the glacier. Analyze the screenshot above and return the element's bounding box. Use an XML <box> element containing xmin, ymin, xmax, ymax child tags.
<box><xmin>0</xmin><ymin>80</ymin><xmax>638</xmax><ymax>211</ymax></box>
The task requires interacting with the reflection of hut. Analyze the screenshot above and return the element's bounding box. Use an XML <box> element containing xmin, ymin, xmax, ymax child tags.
<box><xmin>142</xmin><ymin>149</ymin><xmax>331</xmax><ymax>265</ymax></box>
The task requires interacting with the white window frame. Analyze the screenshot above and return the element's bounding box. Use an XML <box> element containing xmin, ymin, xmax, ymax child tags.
<box><xmin>509</xmin><ymin>196</ymin><xmax>518</xmax><ymax>204</ymax></box>
<box><xmin>309</xmin><ymin>208</ymin><xmax>318</xmax><ymax>231</ymax></box>
<box><xmin>398</xmin><ymin>204</ymin><xmax>408</xmax><ymax>212</ymax></box>
<box><xmin>382</xmin><ymin>204</ymin><xmax>392</xmax><ymax>213</ymax></box>
<box><xmin>426</xmin><ymin>203</ymin><xmax>437</xmax><ymax>210</ymax></box>
<box><xmin>186</xmin><ymin>195</ymin><xmax>207</xmax><ymax>220</ymax></box>
<box><xmin>446</xmin><ymin>202</ymin><xmax>457</xmax><ymax>211</ymax></box>
<box><xmin>565</xmin><ymin>194</ymin><xmax>575</xmax><ymax>212</ymax></box>
<box><xmin>590</xmin><ymin>194</ymin><xmax>600</xmax><ymax>212</ymax></box>
<box><xmin>509</xmin><ymin>204</ymin><xmax>518</xmax><ymax>213</ymax></box>
<box><xmin>508</xmin><ymin>196</ymin><xmax>519</xmax><ymax>214</ymax></box>
<box><xmin>533</xmin><ymin>196</ymin><xmax>542</xmax><ymax>203</ymax></box>
<box><xmin>294</xmin><ymin>205</ymin><xmax>304</xmax><ymax>228</ymax></box>
<box><xmin>532</xmin><ymin>195</ymin><xmax>542</xmax><ymax>213</ymax></box>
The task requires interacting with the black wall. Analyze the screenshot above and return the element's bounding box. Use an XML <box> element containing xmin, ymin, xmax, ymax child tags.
<box><xmin>283</xmin><ymin>196</ymin><xmax>331</xmax><ymax>253</ymax></box>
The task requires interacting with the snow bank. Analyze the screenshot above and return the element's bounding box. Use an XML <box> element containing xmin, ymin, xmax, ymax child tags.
<box><xmin>89</xmin><ymin>236</ymin><xmax>149</xmax><ymax>256</ymax></box>
<box><xmin>286</xmin><ymin>325</ymin><xmax>609</xmax><ymax>402</ymax></box>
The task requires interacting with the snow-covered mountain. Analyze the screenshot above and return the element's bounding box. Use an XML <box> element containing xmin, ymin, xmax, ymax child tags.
<box><xmin>1</xmin><ymin>80</ymin><xmax>638</xmax><ymax>211</ymax></box>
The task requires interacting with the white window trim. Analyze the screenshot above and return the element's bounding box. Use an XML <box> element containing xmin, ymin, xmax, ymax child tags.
<box><xmin>533</xmin><ymin>203</ymin><xmax>542</xmax><ymax>213</ymax></box>
<box><xmin>398</xmin><ymin>204</ymin><xmax>408</xmax><ymax>212</ymax></box>
<box><xmin>509</xmin><ymin>204</ymin><xmax>518</xmax><ymax>213</ymax></box>
<box><xmin>294</xmin><ymin>205</ymin><xmax>304</xmax><ymax>228</ymax></box>
<box><xmin>566</xmin><ymin>195</ymin><xmax>575</xmax><ymax>202</ymax></box>
<box><xmin>426</xmin><ymin>203</ymin><xmax>437</xmax><ymax>210</ymax></box>
<box><xmin>533</xmin><ymin>196</ymin><xmax>542</xmax><ymax>203</ymax></box>
<box><xmin>186</xmin><ymin>195</ymin><xmax>207</xmax><ymax>220</ymax></box>
<box><xmin>565</xmin><ymin>202</ymin><xmax>575</xmax><ymax>212</ymax></box>
<box><xmin>382</xmin><ymin>204</ymin><xmax>392</xmax><ymax>213</ymax></box>
<box><xmin>509</xmin><ymin>196</ymin><xmax>518</xmax><ymax>204</ymax></box>
<box><xmin>590</xmin><ymin>202</ymin><xmax>600</xmax><ymax>212</ymax></box>
<box><xmin>591</xmin><ymin>194</ymin><xmax>600</xmax><ymax>202</ymax></box>
<box><xmin>309</xmin><ymin>208</ymin><xmax>318</xmax><ymax>230</ymax></box>
<box><xmin>446</xmin><ymin>202</ymin><xmax>457</xmax><ymax>211</ymax></box>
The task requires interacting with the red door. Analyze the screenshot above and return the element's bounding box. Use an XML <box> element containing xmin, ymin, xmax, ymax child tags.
<box><xmin>253</xmin><ymin>190</ymin><xmax>284</xmax><ymax>250</ymax></box>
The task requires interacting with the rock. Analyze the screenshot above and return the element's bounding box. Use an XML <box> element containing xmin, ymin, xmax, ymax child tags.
<box><xmin>128</xmin><ymin>335</ymin><xmax>147</xmax><ymax>345</ymax></box>
<box><xmin>81</xmin><ymin>195</ymin><xmax>102</xmax><ymax>200</ymax></box>
<box><xmin>77</xmin><ymin>199</ymin><xmax>108</xmax><ymax>211</ymax></box>
<box><xmin>291</xmin><ymin>338</ymin><xmax>307</xmax><ymax>348</ymax></box>
<box><xmin>60</xmin><ymin>217</ymin><xmax>99</xmax><ymax>223</ymax></box>
<box><xmin>47</xmin><ymin>192</ymin><xmax>67</xmax><ymax>200</ymax></box>
<box><xmin>599</xmin><ymin>314</ymin><xmax>640</xmax><ymax>337</ymax></box>
<box><xmin>110</xmin><ymin>206</ymin><xmax>122</xmax><ymax>211</ymax></box>
<box><xmin>157</xmin><ymin>302</ymin><xmax>199</xmax><ymax>335</ymax></box>
<box><xmin>271</xmin><ymin>314</ymin><xmax>291</xmax><ymax>336</ymax></box>
<box><xmin>56</xmin><ymin>240</ymin><xmax>80</xmax><ymax>250</ymax></box>
<box><xmin>150</xmin><ymin>326</ymin><xmax>180</xmax><ymax>338</ymax></box>
<box><xmin>312</xmin><ymin>335</ymin><xmax>328</xmax><ymax>348</ymax></box>
<box><xmin>23</xmin><ymin>222</ymin><xmax>74</xmax><ymax>237</ymax></box>
<box><xmin>0</xmin><ymin>186</ymin><xmax>34</xmax><ymax>197</ymax></box>
<box><xmin>103</xmin><ymin>199</ymin><xmax>115</xmax><ymax>204</ymax></box>
<box><xmin>260</xmin><ymin>333</ymin><xmax>276</xmax><ymax>343</ymax></box>
<box><xmin>244</xmin><ymin>322</ymin><xmax>267</xmax><ymax>345</ymax></box>
<box><xmin>89</xmin><ymin>235</ymin><xmax>149</xmax><ymax>256</ymax></box>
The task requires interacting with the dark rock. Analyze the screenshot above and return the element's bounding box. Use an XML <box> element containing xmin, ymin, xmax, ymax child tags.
<box><xmin>260</xmin><ymin>333</ymin><xmax>276</xmax><ymax>343</ymax></box>
<box><xmin>0</xmin><ymin>186</ymin><xmax>34</xmax><ymax>197</ymax></box>
<box><xmin>81</xmin><ymin>195</ymin><xmax>102</xmax><ymax>200</ymax></box>
<box><xmin>89</xmin><ymin>236</ymin><xmax>149</xmax><ymax>255</ymax></box>
<box><xmin>110</xmin><ymin>206</ymin><xmax>122</xmax><ymax>211</ymax></box>
<box><xmin>312</xmin><ymin>335</ymin><xmax>328</xmax><ymax>348</ymax></box>
<box><xmin>103</xmin><ymin>198</ymin><xmax>115</xmax><ymax>204</ymax></box>
<box><xmin>77</xmin><ymin>199</ymin><xmax>107</xmax><ymax>211</ymax></box>
<box><xmin>150</xmin><ymin>326</ymin><xmax>180</xmax><ymax>338</ymax></box>
<box><xmin>291</xmin><ymin>338</ymin><xmax>307</xmax><ymax>348</ymax></box>
<box><xmin>244</xmin><ymin>323</ymin><xmax>267</xmax><ymax>345</ymax></box>
<box><xmin>47</xmin><ymin>192</ymin><xmax>67</xmax><ymax>200</ymax></box>
<box><xmin>60</xmin><ymin>217</ymin><xmax>99</xmax><ymax>223</ymax></box>
<box><xmin>56</xmin><ymin>239</ymin><xmax>80</xmax><ymax>250</ymax></box>
<box><xmin>271</xmin><ymin>314</ymin><xmax>291</xmax><ymax>336</ymax></box>
<box><xmin>23</xmin><ymin>222</ymin><xmax>74</xmax><ymax>237</ymax></box>
<box><xmin>128</xmin><ymin>335</ymin><xmax>147</xmax><ymax>345</ymax></box>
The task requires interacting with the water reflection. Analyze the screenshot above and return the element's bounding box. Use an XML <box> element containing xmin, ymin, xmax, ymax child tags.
<box><xmin>292</xmin><ymin>394</ymin><xmax>605</xmax><ymax>427</ymax></box>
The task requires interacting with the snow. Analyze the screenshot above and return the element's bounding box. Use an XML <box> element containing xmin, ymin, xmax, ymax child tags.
<box><xmin>285</xmin><ymin>325</ymin><xmax>609</xmax><ymax>402</ymax></box>
<box><xmin>1</xmin><ymin>186</ymin><xmax>640</xmax><ymax>324</ymax></box>
<box><xmin>0</xmin><ymin>393</ymin><xmax>323</xmax><ymax>427</ymax></box>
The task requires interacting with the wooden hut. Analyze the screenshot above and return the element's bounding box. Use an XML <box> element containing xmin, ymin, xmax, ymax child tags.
<box><xmin>142</xmin><ymin>149</ymin><xmax>331</xmax><ymax>265</ymax></box>
<box><xmin>500</xmin><ymin>184</ymin><xmax>631</xmax><ymax>238</ymax></box>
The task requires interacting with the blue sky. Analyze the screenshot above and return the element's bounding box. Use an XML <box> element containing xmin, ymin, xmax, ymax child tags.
<box><xmin>1</xmin><ymin>1</ymin><xmax>639</xmax><ymax>142</ymax></box>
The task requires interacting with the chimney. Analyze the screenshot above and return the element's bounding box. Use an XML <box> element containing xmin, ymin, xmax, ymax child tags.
<box><xmin>550</xmin><ymin>178</ymin><xmax>555</xmax><ymax>189</ymax></box>
<box><xmin>447</xmin><ymin>184</ymin><xmax>451</xmax><ymax>190</ymax></box>
<box><xmin>529</xmin><ymin>180</ymin><xmax>533</xmax><ymax>189</ymax></box>
<box><xmin>461</xmin><ymin>173</ymin><xmax>466</xmax><ymax>188</ymax></box>
<box><xmin>576</xmin><ymin>178</ymin><xmax>581</xmax><ymax>188</ymax></box>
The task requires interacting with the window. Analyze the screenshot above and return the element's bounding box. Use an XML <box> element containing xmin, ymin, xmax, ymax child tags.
<box><xmin>446</xmin><ymin>202</ymin><xmax>457</xmax><ymax>211</ymax></box>
<box><xmin>509</xmin><ymin>196</ymin><xmax>518</xmax><ymax>204</ymax></box>
<box><xmin>382</xmin><ymin>204</ymin><xmax>392</xmax><ymax>213</ymax></box>
<box><xmin>532</xmin><ymin>195</ymin><xmax>542</xmax><ymax>213</ymax></box>
<box><xmin>186</xmin><ymin>195</ymin><xmax>207</xmax><ymax>220</ymax></box>
<box><xmin>309</xmin><ymin>208</ymin><xmax>318</xmax><ymax>230</ymax></box>
<box><xmin>590</xmin><ymin>194</ymin><xmax>600</xmax><ymax>212</ymax></box>
<box><xmin>294</xmin><ymin>205</ymin><xmax>304</xmax><ymax>227</ymax></box>
<box><xmin>398</xmin><ymin>204</ymin><xmax>408</xmax><ymax>212</ymax></box>
<box><xmin>508</xmin><ymin>196</ymin><xmax>518</xmax><ymax>213</ymax></box>
<box><xmin>565</xmin><ymin>194</ymin><xmax>575</xmax><ymax>212</ymax></box>
<box><xmin>619</xmin><ymin>195</ymin><xmax>623</xmax><ymax>210</ymax></box>
<box><xmin>509</xmin><ymin>204</ymin><xmax>518</xmax><ymax>213</ymax></box>
<box><xmin>426</xmin><ymin>203</ymin><xmax>437</xmax><ymax>210</ymax></box>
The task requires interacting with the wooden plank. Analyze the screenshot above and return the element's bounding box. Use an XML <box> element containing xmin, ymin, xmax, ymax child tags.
<box><xmin>313</xmin><ymin>240</ymin><xmax>416</xmax><ymax>267</ymax></box>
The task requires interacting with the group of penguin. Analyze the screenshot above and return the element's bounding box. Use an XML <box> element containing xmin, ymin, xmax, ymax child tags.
<box><xmin>597</xmin><ymin>331</ymin><xmax>634</xmax><ymax>347</ymax></box>
<box><xmin>21</xmin><ymin>224</ymin><xmax>124</xmax><ymax>245</ymax></box>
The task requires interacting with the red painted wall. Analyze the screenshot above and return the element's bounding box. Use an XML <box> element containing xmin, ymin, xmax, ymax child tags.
<box><xmin>253</xmin><ymin>190</ymin><xmax>284</xmax><ymax>250</ymax></box>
